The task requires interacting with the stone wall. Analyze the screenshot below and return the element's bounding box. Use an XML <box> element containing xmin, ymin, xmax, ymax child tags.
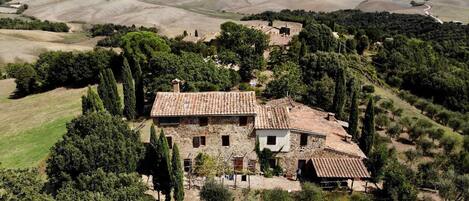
<box><xmin>155</xmin><ymin>116</ymin><xmax>257</xmax><ymax>172</ymax></box>
<box><xmin>276</xmin><ymin>131</ymin><xmax>326</xmax><ymax>175</ymax></box>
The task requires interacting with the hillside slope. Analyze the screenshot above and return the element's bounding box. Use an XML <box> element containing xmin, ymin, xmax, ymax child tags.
<box><xmin>0</xmin><ymin>79</ymin><xmax>85</xmax><ymax>168</ymax></box>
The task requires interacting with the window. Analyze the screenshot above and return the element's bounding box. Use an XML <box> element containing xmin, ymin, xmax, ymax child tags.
<box><xmin>239</xmin><ymin>116</ymin><xmax>248</xmax><ymax>126</ymax></box>
<box><xmin>233</xmin><ymin>157</ymin><xmax>243</xmax><ymax>172</ymax></box>
<box><xmin>193</xmin><ymin>137</ymin><xmax>200</xmax><ymax>148</ymax></box>
<box><xmin>184</xmin><ymin>159</ymin><xmax>192</xmax><ymax>172</ymax></box>
<box><xmin>166</xmin><ymin>136</ymin><xmax>173</xmax><ymax>149</ymax></box>
<box><xmin>300</xmin><ymin>134</ymin><xmax>308</xmax><ymax>146</ymax></box>
<box><xmin>199</xmin><ymin>117</ymin><xmax>208</xmax><ymax>126</ymax></box>
<box><xmin>267</xmin><ymin>136</ymin><xmax>276</xmax><ymax>145</ymax></box>
<box><xmin>159</xmin><ymin>117</ymin><xmax>180</xmax><ymax>125</ymax></box>
<box><xmin>192</xmin><ymin>136</ymin><xmax>206</xmax><ymax>148</ymax></box>
<box><xmin>222</xmin><ymin>135</ymin><xmax>230</xmax><ymax>146</ymax></box>
<box><xmin>248</xmin><ymin>160</ymin><xmax>256</xmax><ymax>172</ymax></box>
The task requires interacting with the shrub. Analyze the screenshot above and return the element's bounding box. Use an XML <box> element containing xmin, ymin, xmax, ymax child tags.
<box><xmin>404</xmin><ymin>149</ymin><xmax>420</xmax><ymax>164</ymax></box>
<box><xmin>296</xmin><ymin>182</ymin><xmax>324</xmax><ymax>201</ymax></box>
<box><xmin>428</xmin><ymin>128</ymin><xmax>445</xmax><ymax>142</ymax></box>
<box><xmin>386</xmin><ymin>123</ymin><xmax>403</xmax><ymax>139</ymax></box>
<box><xmin>448</xmin><ymin>117</ymin><xmax>464</xmax><ymax>132</ymax></box>
<box><xmin>200</xmin><ymin>178</ymin><xmax>233</xmax><ymax>201</ymax></box>
<box><xmin>8</xmin><ymin>63</ymin><xmax>38</xmax><ymax>95</ymax></box>
<box><xmin>440</xmin><ymin>135</ymin><xmax>457</xmax><ymax>154</ymax></box>
<box><xmin>376</xmin><ymin>113</ymin><xmax>390</xmax><ymax>129</ymax></box>
<box><xmin>416</xmin><ymin>137</ymin><xmax>435</xmax><ymax>156</ymax></box>
<box><xmin>262</xmin><ymin>188</ymin><xmax>293</xmax><ymax>201</ymax></box>
<box><xmin>362</xmin><ymin>85</ymin><xmax>375</xmax><ymax>93</ymax></box>
<box><xmin>0</xmin><ymin>168</ymin><xmax>52</xmax><ymax>201</ymax></box>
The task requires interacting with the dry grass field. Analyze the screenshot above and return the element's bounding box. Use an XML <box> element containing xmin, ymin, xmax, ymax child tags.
<box><xmin>16</xmin><ymin>0</ymin><xmax>467</xmax><ymax>39</ymax></box>
<box><xmin>19</xmin><ymin>0</ymin><xmax>367</xmax><ymax>37</ymax></box>
<box><xmin>0</xmin><ymin>29</ymin><xmax>97</xmax><ymax>66</ymax></box>
<box><xmin>357</xmin><ymin>0</ymin><xmax>469</xmax><ymax>23</ymax></box>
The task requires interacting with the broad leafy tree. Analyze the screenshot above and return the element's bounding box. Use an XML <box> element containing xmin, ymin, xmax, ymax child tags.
<box><xmin>265</xmin><ymin>61</ymin><xmax>306</xmax><ymax>100</ymax></box>
<box><xmin>0</xmin><ymin>168</ymin><xmax>53</xmax><ymax>201</ymax></box>
<box><xmin>298</xmin><ymin>23</ymin><xmax>337</xmax><ymax>53</ymax></box>
<box><xmin>55</xmin><ymin>169</ymin><xmax>149</xmax><ymax>201</ymax></box>
<box><xmin>120</xmin><ymin>31</ymin><xmax>170</xmax><ymax>66</ymax></box>
<box><xmin>46</xmin><ymin>112</ymin><xmax>143</xmax><ymax>191</ymax></box>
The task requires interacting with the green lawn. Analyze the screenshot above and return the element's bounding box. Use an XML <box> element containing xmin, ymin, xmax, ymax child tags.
<box><xmin>0</xmin><ymin>116</ymin><xmax>73</xmax><ymax>168</ymax></box>
<box><xmin>0</xmin><ymin>79</ymin><xmax>126</xmax><ymax>169</ymax></box>
<box><xmin>0</xmin><ymin>79</ymin><xmax>85</xmax><ymax>168</ymax></box>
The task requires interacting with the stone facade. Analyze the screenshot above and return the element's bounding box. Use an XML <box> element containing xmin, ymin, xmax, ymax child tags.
<box><xmin>154</xmin><ymin>116</ymin><xmax>257</xmax><ymax>172</ymax></box>
<box><xmin>275</xmin><ymin>131</ymin><xmax>326</xmax><ymax>175</ymax></box>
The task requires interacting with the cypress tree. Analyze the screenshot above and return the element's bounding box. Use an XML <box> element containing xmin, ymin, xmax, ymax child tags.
<box><xmin>134</xmin><ymin>61</ymin><xmax>145</xmax><ymax>116</ymax></box>
<box><xmin>348</xmin><ymin>86</ymin><xmax>359</xmax><ymax>141</ymax></box>
<box><xmin>172</xmin><ymin>144</ymin><xmax>184</xmax><ymax>201</ymax></box>
<box><xmin>138</xmin><ymin>125</ymin><xmax>157</xmax><ymax>178</ymax></box>
<box><xmin>360</xmin><ymin>97</ymin><xmax>376</xmax><ymax>156</ymax></box>
<box><xmin>81</xmin><ymin>86</ymin><xmax>104</xmax><ymax>114</ymax></box>
<box><xmin>122</xmin><ymin>58</ymin><xmax>136</xmax><ymax>120</ymax></box>
<box><xmin>332</xmin><ymin>68</ymin><xmax>346</xmax><ymax>119</ymax></box>
<box><xmin>153</xmin><ymin>129</ymin><xmax>173</xmax><ymax>201</ymax></box>
<box><xmin>98</xmin><ymin>69</ymin><xmax>122</xmax><ymax>116</ymax></box>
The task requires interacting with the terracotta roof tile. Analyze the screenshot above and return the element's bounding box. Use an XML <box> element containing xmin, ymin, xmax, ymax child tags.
<box><xmin>266</xmin><ymin>98</ymin><xmax>366</xmax><ymax>158</ymax></box>
<box><xmin>311</xmin><ymin>158</ymin><xmax>370</xmax><ymax>178</ymax></box>
<box><xmin>151</xmin><ymin>91</ymin><xmax>257</xmax><ymax>117</ymax></box>
<box><xmin>255</xmin><ymin>106</ymin><xmax>290</xmax><ymax>129</ymax></box>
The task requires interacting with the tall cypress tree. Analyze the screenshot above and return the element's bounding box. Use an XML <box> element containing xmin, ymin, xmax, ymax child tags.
<box><xmin>360</xmin><ymin>97</ymin><xmax>376</xmax><ymax>156</ymax></box>
<box><xmin>98</xmin><ymin>69</ymin><xmax>121</xmax><ymax>116</ymax></box>
<box><xmin>153</xmin><ymin>129</ymin><xmax>173</xmax><ymax>201</ymax></box>
<box><xmin>134</xmin><ymin>61</ymin><xmax>145</xmax><ymax>116</ymax></box>
<box><xmin>332</xmin><ymin>68</ymin><xmax>346</xmax><ymax>119</ymax></box>
<box><xmin>81</xmin><ymin>86</ymin><xmax>105</xmax><ymax>114</ymax></box>
<box><xmin>172</xmin><ymin>144</ymin><xmax>184</xmax><ymax>201</ymax></box>
<box><xmin>122</xmin><ymin>58</ymin><xmax>136</xmax><ymax>120</ymax></box>
<box><xmin>348</xmin><ymin>86</ymin><xmax>359</xmax><ymax>141</ymax></box>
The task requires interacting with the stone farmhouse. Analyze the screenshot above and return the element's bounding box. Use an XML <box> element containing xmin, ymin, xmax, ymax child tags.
<box><xmin>150</xmin><ymin>80</ymin><xmax>370</xmax><ymax>185</ymax></box>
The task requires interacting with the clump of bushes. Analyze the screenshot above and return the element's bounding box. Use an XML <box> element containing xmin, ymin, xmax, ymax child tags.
<box><xmin>0</xmin><ymin>17</ymin><xmax>69</xmax><ymax>32</ymax></box>
<box><xmin>7</xmin><ymin>49</ymin><xmax>119</xmax><ymax>96</ymax></box>
<box><xmin>90</xmin><ymin>23</ymin><xmax>158</xmax><ymax>47</ymax></box>
<box><xmin>200</xmin><ymin>178</ymin><xmax>232</xmax><ymax>201</ymax></box>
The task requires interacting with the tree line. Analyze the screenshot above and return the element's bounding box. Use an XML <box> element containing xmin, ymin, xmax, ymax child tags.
<box><xmin>90</xmin><ymin>23</ymin><xmax>158</xmax><ymax>47</ymax></box>
<box><xmin>0</xmin><ymin>17</ymin><xmax>69</xmax><ymax>32</ymax></box>
<box><xmin>5</xmin><ymin>49</ymin><xmax>120</xmax><ymax>96</ymax></box>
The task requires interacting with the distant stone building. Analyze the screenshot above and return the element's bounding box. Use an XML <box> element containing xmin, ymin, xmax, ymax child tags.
<box><xmin>150</xmin><ymin>80</ymin><xmax>369</xmax><ymax>184</ymax></box>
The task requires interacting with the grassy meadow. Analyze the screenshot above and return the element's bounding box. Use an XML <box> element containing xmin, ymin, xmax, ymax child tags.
<box><xmin>0</xmin><ymin>79</ymin><xmax>85</xmax><ymax>168</ymax></box>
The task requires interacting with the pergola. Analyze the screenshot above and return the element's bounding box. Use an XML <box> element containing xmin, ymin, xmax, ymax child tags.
<box><xmin>309</xmin><ymin>157</ymin><xmax>370</xmax><ymax>191</ymax></box>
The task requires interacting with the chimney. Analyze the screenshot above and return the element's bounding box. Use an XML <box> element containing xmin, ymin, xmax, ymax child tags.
<box><xmin>327</xmin><ymin>112</ymin><xmax>336</xmax><ymax>121</ymax></box>
<box><xmin>172</xmin><ymin>79</ymin><xmax>181</xmax><ymax>93</ymax></box>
